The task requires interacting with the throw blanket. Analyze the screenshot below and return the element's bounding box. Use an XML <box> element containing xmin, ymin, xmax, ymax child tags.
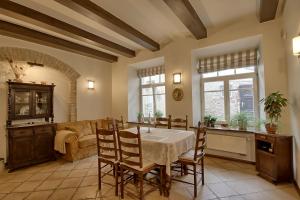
<box><xmin>55</xmin><ymin>130</ymin><xmax>77</xmax><ymax>154</ymax></box>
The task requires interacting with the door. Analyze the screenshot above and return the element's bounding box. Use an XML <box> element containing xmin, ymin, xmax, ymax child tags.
<box><xmin>33</xmin><ymin>90</ymin><xmax>50</xmax><ymax>118</ymax></box>
<box><xmin>11</xmin><ymin>89</ymin><xmax>32</xmax><ymax>120</ymax></box>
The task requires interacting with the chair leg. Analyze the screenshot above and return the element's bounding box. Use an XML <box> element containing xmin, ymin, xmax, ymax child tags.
<box><xmin>201</xmin><ymin>158</ymin><xmax>204</xmax><ymax>185</ymax></box>
<box><xmin>193</xmin><ymin>164</ymin><xmax>197</xmax><ymax>198</ymax></box>
<box><xmin>115</xmin><ymin>164</ymin><xmax>118</xmax><ymax>196</ymax></box>
<box><xmin>98</xmin><ymin>160</ymin><xmax>101</xmax><ymax>190</ymax></box>
<box><xmin>180</xmin><ymin>163</ymin><xmax>183</xmax><ymax>176</ymax></box>
<box><xmin>159</xmin><ymin>166</ymin><xmax>163</xmax><ymax>195</ymax></box>
<box><xmin>120</xmin><ymin>167</ymin><xmax>124</xmax><ymax>199</ymax></box>
<box><xmin>139</xmin><ymin>174</ymin><xmax>144</xmax><ymax>200</ymax></box>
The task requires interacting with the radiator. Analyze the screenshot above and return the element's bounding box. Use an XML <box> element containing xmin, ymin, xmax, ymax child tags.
<box><xmin>207</xmin><ymin>134</ymin><xmax>247</xmax><ymax>155</ymax></box>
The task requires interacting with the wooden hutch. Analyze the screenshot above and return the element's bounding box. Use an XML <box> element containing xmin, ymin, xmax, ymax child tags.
<box><xmin>6</xmin><ymin>81</ymin><xmax>56</xmax><ymax>171</ymax></box>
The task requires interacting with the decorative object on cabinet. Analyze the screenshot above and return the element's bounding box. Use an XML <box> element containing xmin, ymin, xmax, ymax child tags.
<box><xmin>7</xmin><ymin>81</ymin><xmax>55</xmax><ymax>126</ymax></box>
<box><xmin>7</xmin><ymin>60</ymin><xmax>26</xmax><ymax>82</ymax></box>
<box><xmin>172</xmin><ymin>88</ymin><xmax>184</xmax><ymax>101</ymax></box>
<box><xmin>260</xmin><ymin>92</ymin><xmax>288</xmax><ymax>134</ymax></box>
<box><xmin>255</xmin><ymin>133</ymin><xmax>293</xmax><ymax>183</ymax></box>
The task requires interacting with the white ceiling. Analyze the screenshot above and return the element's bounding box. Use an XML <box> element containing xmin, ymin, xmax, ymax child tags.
<box><xmin>2</xmin><ymin>0</ymin><xmax>259</xmax><ymax>57</ymax></box>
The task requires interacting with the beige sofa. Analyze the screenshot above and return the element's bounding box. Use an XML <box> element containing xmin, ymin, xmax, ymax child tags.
<box><xmin>56</xmin><ymin>119</ymin><xmax>108</xmax><ymax>161</ymax></box>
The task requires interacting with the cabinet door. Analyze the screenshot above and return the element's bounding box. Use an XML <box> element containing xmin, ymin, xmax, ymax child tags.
<box><xmin>9</xmin><ymin>129</ymin><xmax>34</xmax><ymax>168</ymax></box>
<box><xmin>11</xmin><ymin>89</ymin><xmax>32</xmax><ymax>119</ymax></box>
<box><xmin>34</xmin><ymin>126</ymin><xmax>54</xmax><ymax>161</ymax></box>
<box><xmin>257</xmin><ymin>151</ymin><xmax>276</xmax><ymax>180</ymax></box>
<box><xmin>33</xmin><ymin>90</ymin><xmax>50</xmax><ymax>117</ymax></box>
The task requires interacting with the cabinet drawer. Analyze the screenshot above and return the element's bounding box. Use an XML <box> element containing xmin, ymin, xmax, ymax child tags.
<box><xmin>34</xmin><ymin>126</ymin><xmax>53</xmax><ymax>135</ymax></box>
<box><xmin>10</xmin><ymin>128</ymin><xmax>33</xmax><ymax>138</ymax></box>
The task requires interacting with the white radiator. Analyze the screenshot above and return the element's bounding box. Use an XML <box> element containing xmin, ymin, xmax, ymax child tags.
<box><xmin>207</xmin><ymin>134</ymin><xmax>247</xmax><ymax>155</ymax></box>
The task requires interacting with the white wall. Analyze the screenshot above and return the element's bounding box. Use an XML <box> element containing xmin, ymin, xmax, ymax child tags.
<box><xmin>112</xmin><ymin>16</ymin><xmax>290</xmax><ymax>132</ymax></box>
<box><xmin>0</xmin><ymin>35</ymin><xmax>112</xmax><ymax>160</ymax></box>
<box><xmin>282</xmin><ymin>0</ymin><xmax>300</xmax><ymax>186</ymax></box>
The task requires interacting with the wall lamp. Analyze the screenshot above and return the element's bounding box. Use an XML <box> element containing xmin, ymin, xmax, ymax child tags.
<box><xmin>293</xmin><ymin>35</ymin><xmax>300</xmax><ymax>58</ymax></box>
<box><xmin>88</xmin><ymin>80</ymin><xmax>95</xmax><ymax>89</ymax></box>
<box><xmin>173</xmin><ymin>73</ymin><xmax>182</xmax><ymax>84</ymax></box>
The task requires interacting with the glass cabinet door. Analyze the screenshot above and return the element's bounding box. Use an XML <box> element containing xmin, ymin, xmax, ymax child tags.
<box><xmin>14</xmin><ymin>91</ymin><xmax>31</xmax><ymax>117</ymax></box>
<box><xmin>35</xmin><ymin>91</ymin><xmax>49</xmax><ymax>116</ymax></box>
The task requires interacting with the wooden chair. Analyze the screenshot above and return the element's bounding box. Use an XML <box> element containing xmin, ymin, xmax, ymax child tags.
<box><xmin>154</xmin><ymin>115</ymin><xmax>171</xmax><ymax>129</ymax></box>
<box><xmin>172</xmin><ymin>124</ymin><xmax>206</xmax><ymax>198</ymax></box>
<box><xmin>96</xmin><ymin>121</ymin><xmax>119</xmax><ymax>196</ymax></box>
<box><xmin>171</xmin><ymin>115</ymin><xmax>188</xmax><ymax>130</ymax></box>
<box><xmin>117</xmin><ymin>126</ymin><xmax>163</xmax><ymax>200</ymax></box>
<box><xmin>104</xmin><ymin>116</ymin><xmax>125</xmax><ymax>130</ymax></box>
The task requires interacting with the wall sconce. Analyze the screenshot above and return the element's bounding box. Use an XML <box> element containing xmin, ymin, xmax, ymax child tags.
<box><xmin>293</xmin><ymin>35</ymin><xmax>300</xmax><ymax>58</ymax></box>
<box><xmin>173</xmin><ymin>73</ymin><xmax>181</xmax><ymax>84</ymax></box>
<box><xmin>88</xmin><ymin>80</ymin><xmax>95</xmax><ymax>89</ymax></box>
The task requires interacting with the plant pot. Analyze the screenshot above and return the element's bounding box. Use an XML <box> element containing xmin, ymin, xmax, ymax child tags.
<box><xmin>265</xmin><ymin>123</ymin><xmax>277</xmax><ymax>134</ymax></box>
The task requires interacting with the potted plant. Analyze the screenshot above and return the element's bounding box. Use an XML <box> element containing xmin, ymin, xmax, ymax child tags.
<box><xmin>154</xmin><ymin>110</ymin><xmax>163</xmax><ymax>118</ymax></box>
<box><xmin>230</xmin><ymin>112</ymin><xmax>249</xmax><ymax>130</ymax></box>
<box><xmin>260</xmin><ymin>92</ymin><xmax>288</xmax><ymax>134</ymax></box>
<box><xmin>204</xmin><ymin>115</ymin><xmax>217</xmax><ymax>127</ymax></box>
<box><xmin>137</xmin><ymin>112</ymin><xmax>144</xmax><ymax>122</ymax></box>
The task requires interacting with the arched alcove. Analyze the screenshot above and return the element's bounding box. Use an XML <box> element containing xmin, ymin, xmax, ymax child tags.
<box><xmin>0</xmin><ymin>47</ymin><xmax>80</xmax><ymax>121</ymax></box>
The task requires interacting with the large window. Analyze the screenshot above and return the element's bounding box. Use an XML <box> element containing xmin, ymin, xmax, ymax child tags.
<box><xmin>140</xmin><ymin>74</ymin><xmax>166</xmax><ymax>117</ymax></box>
<box><xmin>201</xmin><ymin>66</ymin><xmax>258</xmax><ymax>124</ymax></box>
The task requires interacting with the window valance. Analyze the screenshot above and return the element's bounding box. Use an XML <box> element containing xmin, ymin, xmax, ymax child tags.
<box><xmin>198</xmin><ymin>49</ymin><xmax>258</xmax><ymax>74</ymax></box>
<box><xmin>137</xmin><ymin>65</ymin><xmax>165</xmax><ymax>78</ymax></box>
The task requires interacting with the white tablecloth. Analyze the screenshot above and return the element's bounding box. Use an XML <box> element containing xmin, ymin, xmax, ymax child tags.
<box><xmin>125</xmin><ymin>127</ymin><xmax>195</xmax><ymax>175</ymax></box>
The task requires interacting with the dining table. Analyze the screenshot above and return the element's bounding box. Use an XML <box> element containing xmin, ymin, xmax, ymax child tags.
<box><xmin>124</xmin><ymin>126</ymin><xmax>196</xmax><ymax>196</ymax></box>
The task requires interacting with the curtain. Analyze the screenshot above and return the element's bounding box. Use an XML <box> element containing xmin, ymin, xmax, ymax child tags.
<box><xmin>137</xmin><ymin>65</ymin><xmax>165</xmax><ymax>78</ymax></box>
<box><xmin>198</xmin><ymin>49</ymin><xmax>258</xmax><ymax>74</ymax></box>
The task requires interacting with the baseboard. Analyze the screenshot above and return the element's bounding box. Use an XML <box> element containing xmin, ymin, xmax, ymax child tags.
<box><xmin>206</xmin><ymin>154</ymin><xmax>256</xmax><ymax>165</ymax></box>
<box><xmin>293</xmin><ymin>180</ymin><xmax>300</xmax><ymax>196</ymax></box>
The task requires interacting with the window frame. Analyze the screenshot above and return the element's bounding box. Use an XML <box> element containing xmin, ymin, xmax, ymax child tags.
<box><xmin>200</xmin><ymin>68</ymin><xmax>259</xmax><ymax>124</ymax></box>
<box><xmin>139</xmin><ymin>74</ymin><xmax>166</xmax><ymax>118</ymax></box>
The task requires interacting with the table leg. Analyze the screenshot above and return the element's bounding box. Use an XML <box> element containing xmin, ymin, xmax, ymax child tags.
<box><xmin>160</xmin><ymin>166</ymin><xmax>171</xmax><ymax>197</ymax></box>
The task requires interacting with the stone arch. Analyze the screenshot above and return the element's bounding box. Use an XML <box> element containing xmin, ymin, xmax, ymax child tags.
<box><xmin>0</xmin><ymin>47</ymin><xmax>80</xmax><ymax>122</ymax></box>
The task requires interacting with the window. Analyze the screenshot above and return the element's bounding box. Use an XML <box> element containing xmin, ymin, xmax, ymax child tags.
<box><xmin>140</xmin><ymin>74</ymin><xmax>166</xmax><ymax>117</ymax></box>
<box><xmin>201</xmin><ymin>67</ymin><xmax>258</xmax><ymax>124</ymax></box>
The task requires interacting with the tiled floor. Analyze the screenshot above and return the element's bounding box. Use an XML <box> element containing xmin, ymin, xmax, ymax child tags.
<box><xmin>0</xmin><ymin>156</ymin><xmax>299</xmax><ymax>200</ymax></box>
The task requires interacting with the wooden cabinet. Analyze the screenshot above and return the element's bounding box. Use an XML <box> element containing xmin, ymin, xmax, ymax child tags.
<box><xmin>255</xmin><ymin>133</ymin><xmax>293</xmax><ymax>183</ymax></box>
<box><xmin>7</xmin><ymin>81</ymin><xmax>55</xmax><ymax>126</ymax></box>
<box><xmin>7</xmin><ymin>124</ymin><xmax>56</xmax><ymax>171</ymax></box>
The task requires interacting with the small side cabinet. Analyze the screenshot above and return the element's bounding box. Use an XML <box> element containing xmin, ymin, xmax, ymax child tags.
<box><xmin>7</xmin><ymin>123</ymin><xmax>56</xmax><ymax>171</ymax></box>
<box><xmin>255</xmin><ymin>133</ymin><xmax>293</xmax><ymax>183</ymax></box>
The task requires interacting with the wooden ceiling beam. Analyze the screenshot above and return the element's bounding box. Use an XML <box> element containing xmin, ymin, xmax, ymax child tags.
<box><xmin>0</xmin><ymin>20</ymin><xmax>118</xmax><ymax>63</ymax></box>
<box><xmin>258</xmin><ymin>0</ymin><xmax>279</xmax><ymax>23</ymax></box>
<box><xmin>0</xmin><ymin>0</ymin><xmax>135</xmax><ymax>58</ymax></box>
<box><xmin>163</xmin><ymin>0</ymin><xmax>207</xmax><ymax>39</ymax></box>
<box><xmin>54</xmin><ymin>0</ymin><xmax>160</xmax><ymax>51</ymax></box>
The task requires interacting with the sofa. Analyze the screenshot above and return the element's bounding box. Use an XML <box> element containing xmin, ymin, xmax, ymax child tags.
<box><xmin>56</xmin><ymin>119</ymin><xmax>113</xmax><ymax>161</ymax></box>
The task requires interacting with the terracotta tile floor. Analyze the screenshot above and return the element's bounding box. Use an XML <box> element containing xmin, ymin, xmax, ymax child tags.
<box><xmin>0</xmin><ymin>156</ymin><xmax>299</xmax><ymax>200</ymax></box>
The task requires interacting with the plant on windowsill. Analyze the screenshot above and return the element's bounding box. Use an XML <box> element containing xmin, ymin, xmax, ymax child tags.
<box><xmin>137</xmin><ymin>112</ymin><xmax>144</xmax><ymax>123</ymax></box>
<box><xmin>154</xmin><ymin>110</ymin><xmax>163</xmax><ymax>118</ymax></box>
<box><xmin>230</xmin><ymin>112</ymin><xmax>249</xmax><ymax>131</ymax></box>
<box><xmin>204</xmin><ymin>115</ymin><xmax>217</xmax><ymax>127</ymax></box>
<box><xmin>260</xmin><ymin>92</ymin><xmax>288</xmax><ymax>134</ymax></box>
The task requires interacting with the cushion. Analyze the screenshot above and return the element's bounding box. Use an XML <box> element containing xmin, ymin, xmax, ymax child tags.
<box><xmin>120</xmin><ymin>158</ymin><xmax>156</xmax><ymax>172</ymax></box>
<box><xmin>178</xmin><ymin>150</ymin><xmax>204</xmax><ymax>163</ymax></box>
<box><xmin>90</xmin><ymin>119</ymin><xmax>104</xmax><ymax>134</ymax></box>
<box><xmin>78</xmin><ymin>135</ymin><xmax>97</xmax><ymax>148</ymax></box>
<box><xmin>62</xmin><ymin>121</ymin><xmax>93</xmax><ymax>138</ymax></box>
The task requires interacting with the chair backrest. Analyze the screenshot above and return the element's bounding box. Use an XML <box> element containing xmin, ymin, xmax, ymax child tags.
<box><xmin>105</xmin><ymin>116</ymin><xmax>124</xmax><ymax>130</ymax></box>
<box><xmin>193</xmin><ymin>126</ymin><xmax>207</xmax><ymax>161</ymax></box>
<box><xmin>155</xmin><ymin>115</ymin><xmax>171</xmax><ymax>129</ymax></box>
<box><xmin>117</xmin><ymin>126</ymin><xmax>143</xmax><ymax>168</ymax></box>
<box><xmin>96</xmin><ymin>122</ymin><xmax>118</xmax><ymax>162</ymax></box>
<box><xmin>171</xmin><ymin>115</ymin><xmax>188</xmax><ymax>130</ymax></box>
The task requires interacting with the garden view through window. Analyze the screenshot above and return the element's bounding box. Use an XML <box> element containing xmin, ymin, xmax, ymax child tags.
<box><xmin>202</xmin><ymin>66</ymin><xmax>257</xmax><ymax>124</ymax></box>
<box><xmin>141</xmin><ymin>74</ymin><xmax>166</xmax><ymax>118</ymax></box>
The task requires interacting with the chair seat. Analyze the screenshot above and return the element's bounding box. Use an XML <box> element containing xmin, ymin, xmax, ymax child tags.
<box><xmin>120</xmin><ymin>159</ymin><xmax>156</xmax><ymax>172</ymax></box>
<box><xmin>178</xmin><ymin>150</ymin><xmax>204</xmax><ymax>163</ymax></box>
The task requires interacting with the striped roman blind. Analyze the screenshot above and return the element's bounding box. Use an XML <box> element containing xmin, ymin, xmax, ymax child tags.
<box><xmin>198</xmin><ymin>49</ymin><xmax>258</xmax><ymax>74</ymax></box>
<box><xmin>137</xmin><ymin>65</ymin><xmax>165</xmax><ymax>78</ymax></box>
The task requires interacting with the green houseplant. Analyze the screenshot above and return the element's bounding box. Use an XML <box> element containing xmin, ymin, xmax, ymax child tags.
<box><xmin>137</xmin><ymin>112</ymin><xmax>144</xmax><ymax>122</ymax></box>
<box><xmin>260</xmin><ymin>92</ymin><xmax>288</xmax><ymax>134</ymax></box>
<box><xmin>230</xmin><ymin>112</ymin><xmax>249</xmax><ymax>130</ymax></box>
<box><xmin>204</xmin><ymin>115</ymin><xmax>217</xmax><ymax>127</ymax></box>
<box><xmin>154</xmin><ymin>110</ymin><xmax>163</xmax><ymax>118</ymax></box>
